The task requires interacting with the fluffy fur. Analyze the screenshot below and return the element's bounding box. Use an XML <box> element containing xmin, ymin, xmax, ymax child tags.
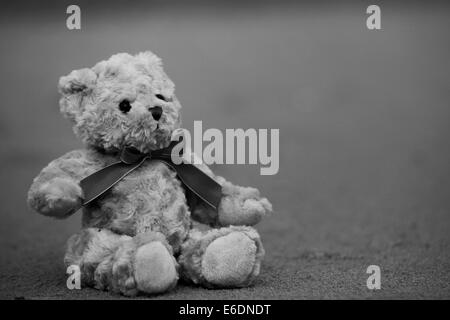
<box><xmin>28</xmin><ymin>51</ymin><xmax>272</xmax><ymax>296</ymax></box>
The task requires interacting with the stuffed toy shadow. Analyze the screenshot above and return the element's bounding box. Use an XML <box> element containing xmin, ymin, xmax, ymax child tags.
<box><xmin>27</xmin><ymin>51</ymin><xmax>272</xmax><ymax>296</ymax></box>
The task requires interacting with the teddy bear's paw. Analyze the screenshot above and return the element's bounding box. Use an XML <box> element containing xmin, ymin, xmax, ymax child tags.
<box><xmin>200</xmin><ymin>230</ymin><xmax>264</xmax><ymax>288</ymax></box>
<box><xmin>134</xmin><ymin>241</ymin><xmax>179</xmax><ymax>294</ymax></box>
<box><xmin>30</xmin><ymin>177</ymin><xmax>82</xmax><ymax>218</ymax></box>
<box><xmin>219</xmin><ymin>186</ymin><xmax>272</xmax><ymax>226</ymax></box>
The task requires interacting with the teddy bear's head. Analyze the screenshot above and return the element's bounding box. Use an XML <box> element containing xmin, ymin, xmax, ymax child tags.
<box><xmin>58</xmin><ymin>51</ymin><xmax>182</xmax><ymax>153</ymax></box>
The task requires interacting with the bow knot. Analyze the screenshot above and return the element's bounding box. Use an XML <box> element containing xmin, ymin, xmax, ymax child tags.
<box><xmin>79</xmin><ymin>141</ymin><xmax>222</xmax><ymax>213</ymax></box>
<box><xmin>120</xmin><ymin>146</ymin><xmax>150</xmax><ymax>164</ymax></box>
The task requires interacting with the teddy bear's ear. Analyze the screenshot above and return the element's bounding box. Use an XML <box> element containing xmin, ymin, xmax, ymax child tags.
<box><xmin>137</xmin><ymin>51</ymin><xmax>163</xmax><ymax>68</ymax></box>
<box><xmin>58</xmin><ymin>68</ymin><xmax>97</xmax><ymax>120</ymax></box>
<box><xmin>58</xmin><ymin>68</ymin><xmax>97</xmax><ymax>96</ymax></box>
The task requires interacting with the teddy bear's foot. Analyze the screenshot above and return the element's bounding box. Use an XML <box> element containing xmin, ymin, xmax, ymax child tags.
<box><xmin>178</xmin><ymin>226</ymin><xmax>264</xmax><ymax>288</ymax></box>
<box><xmin>66</xmin><ymin>228</ymin><xmax>179</xmax><ymax>296</ymax></box>
<box><xmin>111</xmin><ymin>232</ymin><xmax>179</xmax><ymax>296</ymax></box>
<box><xmin>133</xmin><ymin>241</ymin><xmax>178</xmax><ymax>294</ymax></box>
<box><xmin>201</xmin><ymin>232</ymin><xmax>259</xmax><ymax>287</ymax></box>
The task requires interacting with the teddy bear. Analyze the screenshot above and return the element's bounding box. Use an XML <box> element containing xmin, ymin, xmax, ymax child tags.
<box><xmin>27</xmin><ymin>51</ymin><xmax>272</xmax><ymax>296</ymax></box>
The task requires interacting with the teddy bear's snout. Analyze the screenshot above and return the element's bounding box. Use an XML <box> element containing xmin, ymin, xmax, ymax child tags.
<box><xmin>148</xmin><ymin>106</ymin><xmax>163</xmax><ymax>121</ymax></box>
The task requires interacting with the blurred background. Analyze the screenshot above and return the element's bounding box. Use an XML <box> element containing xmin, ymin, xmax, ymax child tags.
<box><xmin>0</xmin><ymin>0</ymin><xmax>449</xmax><ymax>299</ymax></box>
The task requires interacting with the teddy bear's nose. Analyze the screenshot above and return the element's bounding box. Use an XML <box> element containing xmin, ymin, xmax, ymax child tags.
<box><xmin>148</xmin><ymin>106</ymin><xmax>162</xmax><ymax>121</ymax></box>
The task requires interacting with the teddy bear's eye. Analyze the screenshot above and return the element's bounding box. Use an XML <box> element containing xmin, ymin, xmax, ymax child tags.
<box><xmin>118</xmin><ymin>100</ymin><xmax>132</xmax><ymax>113</ymax></box>
<box><xmin>155</xmin><ymin>94</ymin><xmax>168</xmax><ymax>102</ymax></box>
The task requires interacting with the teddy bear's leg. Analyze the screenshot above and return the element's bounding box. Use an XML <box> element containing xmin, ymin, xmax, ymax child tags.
<box><xmin>65</xmin><ymin>228</ymin><xmax>178</xmax><ymax>296</ymax></box>
<box><xmin>64</xmin><ymin>228</ymin><xmax>132</xmax><ymax>293</ymax></box>
<box><xmin>178</xmin><ymin>224</ymin><xmax>265</xmax><ymax>288</ymax></box>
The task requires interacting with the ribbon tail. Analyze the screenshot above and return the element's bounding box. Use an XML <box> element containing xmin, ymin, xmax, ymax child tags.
<box><xmin>158</xmin><ymin>160</ymin><xmax>222</xmax><ymax>211</ymax></box>
<box><xmin>80</xmin><ymin>160</ymin><xmax>144</xmax><ymax>206</ymax></box>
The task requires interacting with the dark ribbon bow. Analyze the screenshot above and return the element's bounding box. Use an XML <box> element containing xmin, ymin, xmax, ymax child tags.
<box><xmin>79</xmin><ymin>141</ymin><xmax>222</xmax><ymax>211</ymax></box>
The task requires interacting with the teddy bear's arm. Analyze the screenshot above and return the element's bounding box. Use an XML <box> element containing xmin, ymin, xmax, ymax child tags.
<box><xmin>191</xmin><ymin>162</ymin><xmax>272</xmax><ymax>227</ymax></box>
<box><xmin>27</xmin><ymin>149</ymin><xmax>102</xmax><ymax>219</ymax></box>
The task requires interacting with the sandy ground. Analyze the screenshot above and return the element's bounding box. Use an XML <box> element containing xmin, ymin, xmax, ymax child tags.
<box><xmin>0</xmin><ymin>2</ymin><xmax>449</xmax><ymax>299</ymax></box>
